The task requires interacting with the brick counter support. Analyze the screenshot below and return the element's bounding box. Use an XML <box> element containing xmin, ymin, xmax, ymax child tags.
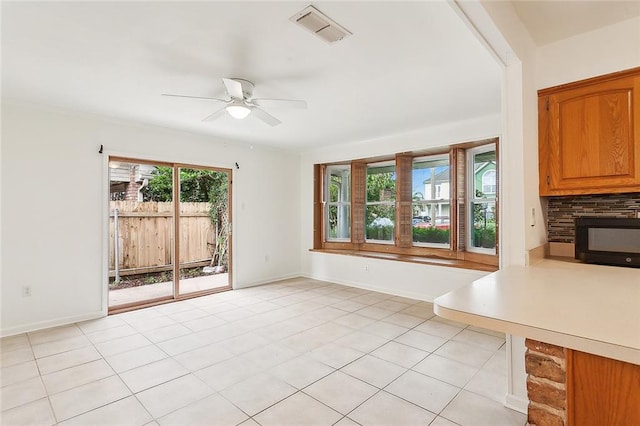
<box><xmin>525</xmin><ymin>339</ymin><xmax>568</xmax><ymax>426</ymax></box>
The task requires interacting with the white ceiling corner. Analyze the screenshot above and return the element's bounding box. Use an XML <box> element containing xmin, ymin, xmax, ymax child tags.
<box><xmin>511</xmin><ymin>0</ymin><xmax>640</xmax><ymax>47</ymax></box>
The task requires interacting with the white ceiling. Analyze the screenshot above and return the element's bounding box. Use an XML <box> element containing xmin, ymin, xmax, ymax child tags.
<box><xmin>1</xmin><ymin>1</ymin><xmax>501</xmax><ymax>150</ymax></box>
<box><xmin>3</xmin><ymin>1</ymin><xmax>636</xmax><ymax>150</ymax></box>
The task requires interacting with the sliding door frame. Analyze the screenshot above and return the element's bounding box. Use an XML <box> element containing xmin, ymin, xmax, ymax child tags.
<box><xmin>107</xmin><ymin>156</ymin><xmax>232</xmax><ymax>314</ymax></box>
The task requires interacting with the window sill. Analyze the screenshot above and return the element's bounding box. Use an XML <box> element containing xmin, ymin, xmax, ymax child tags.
<box><xmin>309</xmin><ymin>248</ymin><xmax>498</xmax><ymax>273</ymax></box>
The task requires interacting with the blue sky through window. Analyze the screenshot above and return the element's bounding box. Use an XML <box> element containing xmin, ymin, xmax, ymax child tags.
<box><xmin>412</xmin><ymin>166</ymin><xmax>447</xmax><ymax>197</ymax></box>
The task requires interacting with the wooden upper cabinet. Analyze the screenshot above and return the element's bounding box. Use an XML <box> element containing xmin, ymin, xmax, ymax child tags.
<box><xmin>539</xmin><ymin>67</ymin><xmax>640</xmax><ymax>196</ymax></box>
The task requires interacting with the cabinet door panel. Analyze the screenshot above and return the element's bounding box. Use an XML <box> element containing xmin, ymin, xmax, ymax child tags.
<box><xmin>559</xmin><ymin>90</ymin><xmax>631</xmax><ymax>179</ymax></box>
<box><xmin>567</xmin><ymin>350</ymin><xmax>640</xmax><ymax>426</ymax></box>
<box><xmin>539</xmin><ymin>68</ymin><xmax>640</xmax><ymax>196</ymax></box>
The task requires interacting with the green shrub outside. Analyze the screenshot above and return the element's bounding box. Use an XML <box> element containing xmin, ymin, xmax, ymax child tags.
<box><xmin>358</xmin><ymin>224</ymin><xmax>495</xmax><ymax>248</ymax></box>
<box><xmin>366</xmin><ymin>225</ymin><xmax>394</xmax><ymax>241</ymax></box>
<box><xmin>473</xmin><ymin>223</ymin><xmax>496</xmax><ymax>248</ymax></box>
<box><xmin>413</xmin><ymin>227</ymin><xmax>450</xmax><ymax>244</ymax></box>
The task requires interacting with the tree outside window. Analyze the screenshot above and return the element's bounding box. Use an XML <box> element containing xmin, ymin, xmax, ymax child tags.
<box><xmin>365</xmin><ymin>162</ymin><xmax>396</xmax><ymax>242</ymax></box>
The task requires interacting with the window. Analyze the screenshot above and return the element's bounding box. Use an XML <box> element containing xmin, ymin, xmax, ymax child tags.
<box><xmin>366</xmin><ymin>161</ymin><xmax>396</xmax><ymax>242</ymax></box>
<box><xmin>314</xmin><ymin>139</ymin><xmax>498</xmax><ymax>269</ymax></box>
<box><xmin>412</xmin><ymin>155</ymin><xmax>450</xmax><ymax>247</ymax></box>
<box><xmin>468</xmin><ymin>146</ymin><xmax>497</xmax><ymax>253</ymax></box>
<box><xmin>325</xmin><ymin>165</ymin><xmax>351</xmax><ymax>241</ymax></box>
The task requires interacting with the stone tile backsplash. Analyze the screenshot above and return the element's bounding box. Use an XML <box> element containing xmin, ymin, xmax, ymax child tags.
<box><xmin>547</xmin><ymin>193</ymin><xmax>640</xmax><ymax>243</ymax></box>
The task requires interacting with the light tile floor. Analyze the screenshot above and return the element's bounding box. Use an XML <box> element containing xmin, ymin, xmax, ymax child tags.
<box><xmin>1</xmin><ymin>277</ymin><xmax>527</xmax><ymax>426</ymax></box>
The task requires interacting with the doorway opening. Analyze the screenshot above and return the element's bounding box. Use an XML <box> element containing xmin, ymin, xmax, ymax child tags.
<box><xmin>108</xmin><ymin>157</ymin><xmax>231</xmax><ymax>313</ymax></box>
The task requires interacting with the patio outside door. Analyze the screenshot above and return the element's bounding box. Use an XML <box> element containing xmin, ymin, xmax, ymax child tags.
<box><xmin>108</xmin><ymin>158</ymin><xmax>231</xmax><ymax>312</ymax></box>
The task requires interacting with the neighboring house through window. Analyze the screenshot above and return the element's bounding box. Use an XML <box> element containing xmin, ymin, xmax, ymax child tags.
<box><xmin>482</xmin><ymin>170</ymin><xmax>497</xmax><ymax>194</ymax></box>
<box><xmin>468</xmin><ymin>145</ymin><xmax>497</xmax><ymax>253</ymax></box>
<box><xmin>413</xmin><ymin>154</ymin><xmax>450</xmax><ymax>248</ymax></box>
<box><xmin>109</xmin><ymin>163</ymin><xmax>156</xmax><ymax>201</ymax></box>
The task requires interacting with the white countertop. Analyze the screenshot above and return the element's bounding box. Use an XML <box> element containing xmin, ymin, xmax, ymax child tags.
<box><xmin>434</xmin><ymin>259</ymin><xmax>640</xmax><ymax>365</ymax></box>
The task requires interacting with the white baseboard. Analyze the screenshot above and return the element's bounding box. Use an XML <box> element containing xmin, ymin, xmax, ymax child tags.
<box><xmin>234</xmin><ymin>273</ymin><xmax>302</xmax><ymax>290</ymax></box>
<box><xmin>0</xmin><ymin>272</ymin><xmax>436</xmax><ymax>337</ymax></box>
<box><xmin>300</xmin><ymin>273</ymin><xmax>435</xmax><ymax>302</ymax></box>
<box><xmin>505</xmin><ymin>393</ymin><xmax>529</xmax><ymax>414</ymax></box>
<box><xmin>1</xmin><ymin>310</ymin><xmax>105</xmax><ymax>338</ymax></box>
<box><xmin>1</xmin><ymin>273</ymin><xmax>299</xmax><ymax>337</ymax></box>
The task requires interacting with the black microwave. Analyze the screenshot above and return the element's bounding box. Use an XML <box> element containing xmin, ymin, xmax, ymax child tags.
<box><xmin>575</xmin><ymin>217</ymin><xmax>640</xmax><ymax>268</ymax></box>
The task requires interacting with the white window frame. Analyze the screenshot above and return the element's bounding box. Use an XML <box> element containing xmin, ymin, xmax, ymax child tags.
<box><xmin>365</xmin><ymin>160</ymin><xmax>396</xmax><ymax>244</ymax></box>
<box><xmin>325</xmin><ymin>165</ymin><xmax>351</xmax><ymax>242</ymax></box>
<box><xmin>467</xmin><ymin>145</ymin><xmax>497</xmax><ymax>254</ymax></box>
<box><xmin>412</xmin><ymin>154</ymin><xmax>451</xmax><ymax>249</ymax></box>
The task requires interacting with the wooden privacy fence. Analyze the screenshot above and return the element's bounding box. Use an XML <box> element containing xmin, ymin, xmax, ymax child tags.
<box><xmin>109</xmin><ymin>201</ymin><xmax>215</xmax><ymax>275</ymax></box>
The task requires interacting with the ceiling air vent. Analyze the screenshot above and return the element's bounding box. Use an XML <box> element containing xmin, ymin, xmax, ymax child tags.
<box><xmin>290</xmin><ymin>5</ymin><xmax>352</xmax><ymax>43</ymax></box>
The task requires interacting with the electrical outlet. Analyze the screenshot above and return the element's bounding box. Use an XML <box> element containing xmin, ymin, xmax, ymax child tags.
<box><xmin>22</xmin><ymin>286</ymin><xmax>31</xmax><ymax>297</ymax></box>
<box><xmin>364</xmin><ymin>264</ymin><xmax>369</xmax><ymax>272</ymax></box>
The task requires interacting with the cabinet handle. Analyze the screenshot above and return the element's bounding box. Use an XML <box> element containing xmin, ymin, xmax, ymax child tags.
<box><xmin>547</xmin><ymin>176</ymin><xmax>550</xmax><ymax>185</ymax></box>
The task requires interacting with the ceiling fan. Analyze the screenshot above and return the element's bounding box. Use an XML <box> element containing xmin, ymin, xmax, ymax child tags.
<box><xmin>162</xmin><ymin>78</ymin><xmax>307</xmax><ymax>126</ymax></box>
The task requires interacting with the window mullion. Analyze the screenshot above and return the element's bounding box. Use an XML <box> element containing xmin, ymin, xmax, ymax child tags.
<box><xmin>450</xmin><ymin>149</ymin><xmax>459</xmax><ymax>252</ymax></box>
<box><xmin>396</xmin><ymin>154</ymin><xmax>413</xmax><ymax>248</ymax></box>
<box><xmin>313</xmin><ymin>164</ymin><xmax>324</xmax><ymax>249</ymax></box>
<box><xmin>351</xmin><ymin>162</ymin><xmax>366</xmax><ymax>244</ymax></box>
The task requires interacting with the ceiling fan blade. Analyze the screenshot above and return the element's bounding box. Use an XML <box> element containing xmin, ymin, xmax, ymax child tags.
<box><xmin>252</xmin><ymin>98</ymin><xmax>307</xmax><ymax>109</ymax></box>
<box><xmin>251</xmin><ymin>107</ymin><xmax>282</xmax><ymax>126</ymax></box>
<box><xmin>222</xmin><ymin>78</ymin><xmax>244</xmax><ymax>99</ymax></box>
<box><xmin>202</xmin><ymin>106</ymin><xmax>227</xmax><ymax>122</ymax></box>
<box><xmin>162</xmin><ymin>93</ymin><xmax>228</xmax><ymax>102</ymax></box>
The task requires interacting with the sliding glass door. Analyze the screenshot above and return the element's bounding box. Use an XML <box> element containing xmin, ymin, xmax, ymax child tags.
<box><xmin>178</xmin><ymin>167</ymin><xmax>231</xmax><ymax>297</ymax></box>
<box><xmin>108</xmin><ymin>158</ymin><xmax>231</xmax><ymax>312</ymax></box>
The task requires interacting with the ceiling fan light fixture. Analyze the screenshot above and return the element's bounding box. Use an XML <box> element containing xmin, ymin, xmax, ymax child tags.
<box><xmin>226</xmin><ymin>102</ymin><xmax>251</xmax><ymax>119</ymax></box>
<box><xmin>164</xmin><ymin>77</ymin><xmax>303</xmax><ymax>126</ymax></box>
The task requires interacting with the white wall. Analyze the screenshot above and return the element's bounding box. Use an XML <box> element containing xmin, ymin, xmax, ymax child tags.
<box><xmin>306</xmin><ymin>253</ymin><xmax>488</xmax><ymax>302</ymax></box>
<box><xmin>1</xmin><ymin>101</ymin><xmax>301</xmax><ymax>336</ymax></box>
<box><xmin>536</xmin><ymin>16</ymin><xmax>640</xmax><ymax>89</ymax></box>
<box><xmin>530</xmin><ymin>16</ymin><xmax>640</xmax><ymax>257</ymax></box>
<box><xmin>299</xmin><ymin>114</ymin><xmax>500</xmax><ymax>301</ymax></box>
<box><xmin>465</xmin><ymin>0</ymin><xmax>541</xmax><ymax>412</ymax></box>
